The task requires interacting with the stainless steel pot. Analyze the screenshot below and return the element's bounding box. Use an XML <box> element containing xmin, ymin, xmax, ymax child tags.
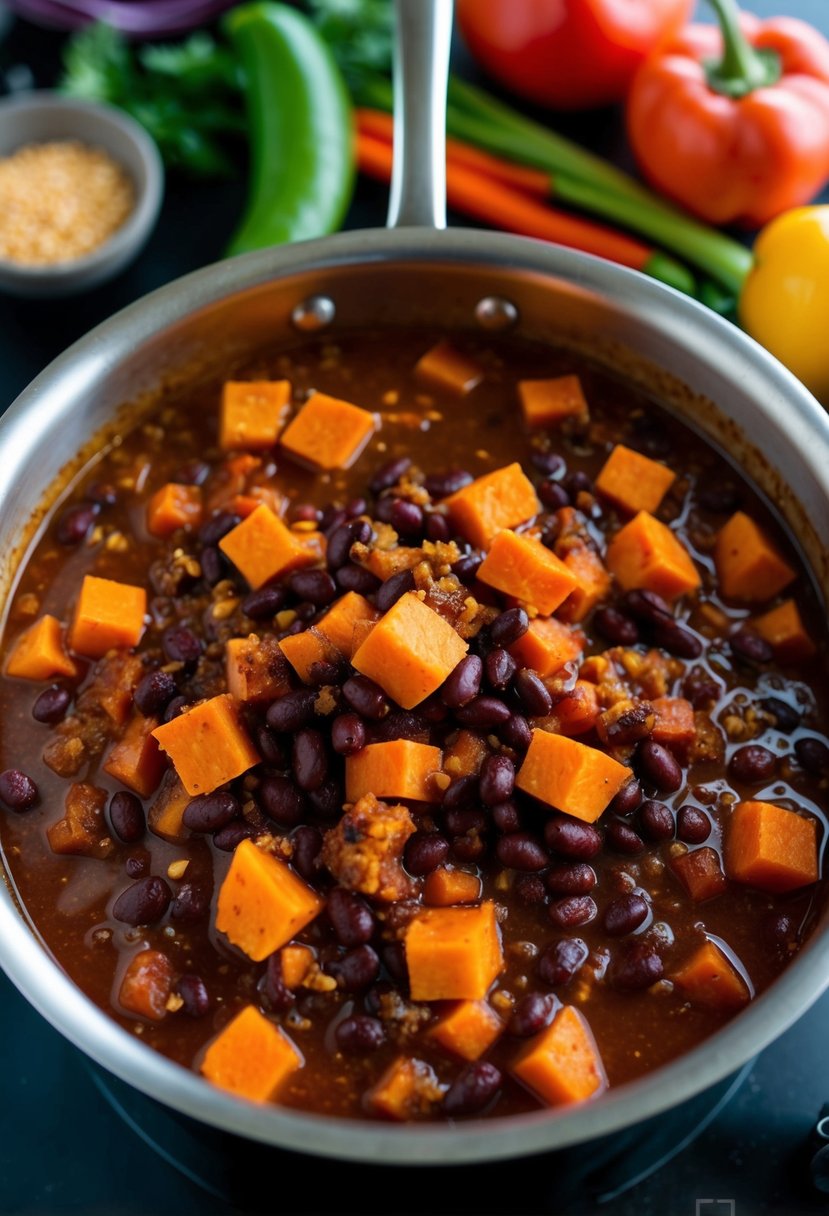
<box><xmin>2</xmin><ymin>0</ymin><xmax>829</xmax><ymax>1167</ymax></box>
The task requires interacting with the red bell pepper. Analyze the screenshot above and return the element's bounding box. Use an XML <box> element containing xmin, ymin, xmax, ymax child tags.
<box><xmin>627</xmin><ymin>0</ymin><xmax>829</xmax><ymax>228</ymax></box>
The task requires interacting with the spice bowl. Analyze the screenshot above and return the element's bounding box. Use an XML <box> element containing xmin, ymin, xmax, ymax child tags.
<box><xmin>0</xmin><ymin>91</ymin><xmax>163</xmax><ymax>297</ymax></box>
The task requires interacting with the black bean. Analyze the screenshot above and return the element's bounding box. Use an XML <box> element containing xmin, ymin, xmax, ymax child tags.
<box><xmin>373</xmin><ymin>497</ymin><xmax>396</xmax><ymax>525</ymax></box>
<box><xmin>162</xmin><ymin>624</ymin><xmax>203</xmax><ymax>666</ymax></box>
<box><xmin>327</xmin><ymin>888</ymin><xmax>375</xmax><ymax>947</ymax></box>
<box><xmin>451</xmin><ymin>553</ymin><xmax>483</xmax><ymax>583</ymax></box>
<box><xmin>404</xmin><ymin>831</ymin><xmax>449</xmax><ymax>876</ymax></box>
<box><xmin>375</xmin><ymin>568</ymin><xmax>416</xmax><ymax>613</ymax></box>
<box><xmin>291</xmin><ymin>825</ymin><xmax>323</xmax><ymax>881</ymax></box>
<box><xmin>347</xmin><ymin>498</ymin><xmax>367</xmax><ymax>519</ymax></box>
<box><xmin>491</xmin><ymin>799</ymin><xmax>522</xmax><ymax>834</ymax></box>
<box><xmin>390</xmin><ymin>499</ymin><xmax>424</xmax><ymax>539</ymax></box>
<box><xmin>653</xmin><ymin>619</ymin><xmax>703</xmax><ymax>659</ymax></box>
<box><xmin>683</xmin><ymin>672</ymin><xmax>721</xmax><ymax>709</ymax></box>
<box><xmin>454</xmin><ymin>695</ymin><xmax>512</xmax><ymax>728</ymax></box>
<box><xmin>0</xmin><ymin>769</ymin><xmax>37</xmax><ymax>812</ymax></box>
<box><xmin>177</xmin><ymin>974</ymin><xmax>209</xmax><ymax>1018</ymax></box>
<box><xmin>496</xmin><ymin>832</ymin><xmax>548</xmax><ymax>872</ymax></box>
<box><xmin>371</xmin><ymin>456</ymin><xmax>411</xmax><ymax>493</ymax></box>
<box><xmin>444</xmin><ymin>807</ymin><xmax>487</xmax><ymax>836</ymax></box>
<box><xmin>259</xmin><ymin>772</ymin><xmax>306</xmax><ymax>826</ymax></box>
<box><xmin>499</xmin><ymin>713</ymin><xmax>532</xmax><ymax>753</ymax></box>
<box><xmin>537</xmin><ymin>938</ymin><xmax>589</xmax><ymax>987</ymax></box>
<box><xmin>87</xmin><ymin>481</ymin><xmax>118</xmax><ymax>507</ymax></box>
<box><xmin>604</xmin><ymin>893</ymin><xmax>649</xmax><ymax>936</ymax></box>
<box><xmin>443</xmin><ymin>1062</ymin><xmax>502</xmax><ymax>1118</ymax></box>
<box><xmin>594</xmin><ymin>606</ymin><xmax>639</xmax><ymax>647</ymax></box>
<box><xmin>605</xmin><ymin>818</ymin><xmax>645</xmax><ymax>854</ymax></box>
<box><xmin>730</xmin><ymin>628</ymin><xmax>773</xmax><ymax>665</ymax></box>
<box><xmin>170</xmin><ymin>882</ymin><xmax>208</xmax><ymax>924</ymax></box>
<box><xmin>200</xmin><ymin>546</ymin><xmax>225</xmax><ymax>586</ymax></box>
<box><xmin>538</xmin><ymin>479</ymin><xmax>570</xmax><ymax>510</ymax></box>
<box><xmin>336</xmin><ymin>1015</ymin><xmax>385</xmax><ymax>1054</ymax></box>
<box><xmin>31</xmin><ymin>686</ymin><xmax>71</xmax><ymax>724</ymax></box>
<box><xmin>489</xmin><ymin>607</ymin><xmax>530</xmax><ymax>648</ymax></box>
<box><xmin>764</xmin><ymin>911</ymin><xmax>797</xmax><ymax>951</ymax></box>
<box><xmin>321</xmin><ymin>504</ymin><xmax>348</xmax><ymax>533</ymax></box>
<box><xmin>601</xmin><ymin>702</ymin><xmax>653</xmax><ymax>748</ymax></box>
<box><xmin>173</xmin><ymin>460</ymin><xmax>210</xmax><ymax>487</ymax></box>
<box><xmin>532</xmin><ymin>451</ymin><xmax>566</xmax><ymax>478</ymax></box>
<box><xmin>514</xmin><ymin>669</ymin><xmax>553</xmax><ymax>717</ymax></box>
<box><xmin>56</xmin><ymin>500</ymin><xmax>100</xmax><ymax>545</ymax></box>
<box><xmin>198</xmin><ymin>511</ymin><xmax>240</xmax><ymax>546</ymax></box>
<box><xmin>291</xmin><ymin>503</ymin><xmax>321</xmax><ymax>524</ymax></box>
<box><xmin>548</xmin><ymin>895</ymin><xmax>597</xmax><ymax>929</ymax></box>
<box><xmin>515</xmin><ymin>874</ymin><xmax>547</xmax><ymax>905</ymax></box>
<box><xmin>381</xmin><ymin>942</ymin><xmax>408</xmax><ymax>984</ymax></box>
<box><xmin>546</xmin><ymin>863</ymin><xmax>596</xmax><ymax>895</ymax></box>
<box><xmin>479</xmin><ymin>754</ymin><xmax>516</xmax><ymax>807</ymax></box>
<box><xmin>795</xmin><ymin>736</ymin><xmax>829</xmax><ymax>774</ymax></box>
<box><xmin>452</xmin><ymin>834</ymin><xmax>486</xmax><ymax>862</ymax></box>
<box><xmin>108</xmin><ymin>791</ymin><xmax>145</xmax><ymax>843</ymax></box>
<box><xmin>112</xmin><ymin>876</ymin><xmax>171</xmax><ymax>926</ymax></box>
<box><xmin>639</xmin><ymin>800</ymin><xmax>675</xmax><ymax>841</ymax></box>
<box><xmin>331</xmin><ymin>713</ymin><xmax>367</xmax><ymax>756</ymax></box>
<box><xmin>134</xmin><ymin>669</ymin><xmax>177</xmax><ymax>717</ymax></box>
<box><xmin>213</xmin><ymin>822</ymin><xmax>253</xmax><ymax>851</ymax></box>
<box><xmin>329</xmin><ymin>944</ymin><xmax>380</xmax><ymax>992</ymax></box>
<box><xmin>621</xmin><ymin>588</ymin><xmax>673</xmax><ymax>626</ymax></box>
<box><xmin>308</xmin><ymin>779</ymin><xmax>343</xmax><ymax>818</ymax></box>
<box><xmin>292</xmin><ymin>728</ymin><xmax>328</xmax><ymax>792</ymax></box>
<box><xmin>485</xmin><ymin>647</ymin><xmax>516</xmax><ymax>691</ymax></box>
<box><xmin>342</xmin><ymin>674</ymin><xmax>388</xmax><ymax>720</ymax></box>
<box><xmin>676</xmin><ymin>805</ymin><xmax>711</xmax><ymax>843</ymax></box>
<box><xmin>441</xmin><ymin>654</ymin><xmax>483</xmax><ymax>708</ymax></box>
<box><xmin>183</xmin><ymin>791</ymin><xmax>240</xmax><ymax>833</ymax></box>
<box><xmin>426</xmin><ymin>513</ymin><xmax>451</xmax><ymax>542</ymax></box>
<box><xmin>544</xmin><ymin>815</ymin><xmax>601</xmax><ymax>860</ymax></box>
<box><xmin>126</xmin><ymin>855</ymin><xmax>147</xmax><ymax>879</ymax></box>
<box><xmin>728</xmin><ymin>744</ymin><xmax>776</xmax><ymax>784</ymax></box>
<box><xmin>369</xmin><ymin>709</ymin><xmax>429</xmax><ymax>744</ymax></box>
<box><xmin>565</xmin><ymin>470</ymin><xmax>593</xmax><ymax>497</ymax></box>
<box><xmin>508</xmin><ymin>992</ymin><xmax>557</xmax><ymax>1038</ymax></box>
<box><xmin>760</xmin><ymin>696</ymin><xmax>801</xmax><ymax>734</ymax></box>
<box><xmin>424</xmin><ymin>468</ymin><xmax>472</xmax><ymax>499</ymax></box>
<box><xmin>334</xmin><ymin>563</ymin><xmax>379</xmax><ymax>595</ymax></box>
<box><xmin>610</xmin><ymin>943</ymin><xmax>664</xmax><ymax>991</ymax></box>
<box><xmin>255</xmin><ymin>725</ymin><xmax>289</xmax><ymax>768</ymax></box>
<box><xmin>262</xmin><ymin>955</ymin><xmax>293</xmax><ymax>1012</ymax></box>
<box><xmin>266</xmin><ymin>688</ymin><xmax>317</xmax><ymax>733</ymax></box>
<box><xmin>442</xmin><ymin>774</ymin><xmax>479</xmax><ymax>811</ymax></box>
<box><xmin>288</xmin><ymin>568</ymin><xmax>337</xmax><ymax>606</ymax></box>
<box><xmin>308</xmin><ymin>658</ymin><xmax>347</xmax><ymax>687</ymax></box>
<box><xmin>638</xmin><ymin>739</ymin><xmax>683</xmax><ymax>792</ymax></box>
<box><xmin>609</xmin><ymin>778</ymin><xmax>642</xmax><ymax>818</ymax></box>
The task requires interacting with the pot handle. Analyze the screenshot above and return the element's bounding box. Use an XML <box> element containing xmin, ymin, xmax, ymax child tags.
<box><xmin>387</xmin><ymin>0</ymin><xmax>452</xmax><ymax>230</ymax></box>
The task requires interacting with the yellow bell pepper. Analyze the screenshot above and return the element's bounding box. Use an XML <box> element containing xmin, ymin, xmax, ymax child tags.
<box><xmin>739</xmin><ymin>206</ymin><xmax>829</xmax><ymax>403</ymax></box>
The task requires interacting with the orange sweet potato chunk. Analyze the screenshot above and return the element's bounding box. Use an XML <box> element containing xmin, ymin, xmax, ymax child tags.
<box><xmin>405</xmin><ymin>903</ymin><xmax>503</xmax><ymax>1000</ymax></box>
<box><xmin>6</xmin><ymin>614</ymin><xmax>77</xmax><ymax>680</ymax></box>
<box><xmin>752</xmin><ymin>599</ymin><xmax>816</xmax><ymax>663</ymax></box>
<box><xmin>103</xmin><ymin>712</ymin><xmax>165</xmax><ymax>798</ymax></box>
<box><xmin>118</xmin><ymin>949</ymin><xmax>174</xmax><ymax>1022</ymax></box>
<box><xmin>445</xmin><ymin>463</ymin><xmax>540</xmax><ymax>550</ymax></box>
<box><xmin>317</xmin><ymin>591</ymin><xmax>379</xmax><ymax>656</ymax></box>
<box><xmin>423</xmin><ymin>866</ymin><xmax>483</xmax><ymax>906</ymax></box>
<box><xmin>280</xmin><ymin>391</ymin><xmax>376</xmax><ymax>471</ymax></box>
<box><xmin>226</xmin><ymin>633</ymin><xmax>292</xmax><ymax>702</ymax></box>
<box><xmin>148</xmin><ymin>771</ymin><xmax>191</xmax><ymax>843</ymax></box>
<box><xmin>443</xmin><ymin>729</ymin><xmax>488</xmax><ymax>777</ymax></box>
<box><xmin>414</xmin><ymin>339</ymin><xmax>483</xmax><ymax>396</ymax></box>
<box><xmin>651</xmin><ymin>696</ymin><xmax>696</xmax><ymax>756</ymax></box>
<box><xmin>477</xmin><ymin>529</ymin><xmax>580</xmax><ymax>616</ymax></box>
<box><xmin>670</xmin><ymin>846</ymin><xmax>728</xmax><ymax>903</ymax></box>
<box><xmin>352</xmin><ymin>592</ymin><xmax>468</xmax><ymax>710</ymax></box>
<box><xmin>714</xmin><ymin>511</ymin><xmax>795</xmax><ymax>603</ymax></box>
<box><xmin>594</xmin><ymin>444</ymin><xmax>676</xmax><ymax>516</ymax></box>
<box><xmin>512</xmin><ymin>1005</ymin><xmax>607</xmax><ymax>1107</ymax></box>
<box><xmin>146</xmin><ymin>483</ymin><xmax>203</xmax><ymax>538</ymax></box>
<box><xmin>365</xmin><ymin>1056</ymin><xmax>443</xmax><ymax>1121</ymax></box>
<box><xmin>558</xmin><ymin>546</ymin><xmax>612</xmax><ymax>623</ymax></box>
<box><xmin>516</xmin><ymin>729</ymin><xmax>631</xmax><ymax>822</ymax></box>
<box><xmin>345</xmin><ymin>739</ymin><xmax>443</xmax><ymax>803</ymax></box>
<box><xmin>152</xmin><ymin>694</ymin><xmax>259</xmax><ymax>796</ymax></box>
<box><xmin>278</xmin><ymin>628</ymin><xmax>340</xmax><ymax>684</ymax></box>
<box><xmin>219</xmin><ymin>503</ymin><xmax>315</xmax><ymax>590</ymax></box>
<box><xmin>672</xmin><ymin>939</ymin><xmax>750</xmax><ymax>1012</ymax></box>
<box><xmin>429</xmin><ymin>1000</ymin><xmax>504</xmax><ymax>1061</ymax></box>
<box><xmin>215</xmin><ymin>838</ymin><xmax>323</xmax><ymax>962</ymax></box>
<box><xmin>508</xmin><ymin>617</ymin><xmax>584</xmax><ymax>678</ymax></box>
<box><xmin>220</xmin><ymin>380</ymin><xmax>291</xmax><ymax>451</ymax></box>
<box><xmin>540</xmin><ymin>680</ymin><xmax>601</xmax><ymax>737</ymax></box>
<box><xmin>47</xmin><ymin>782</ymin><xmax>112</xmax><ymax>859</ymax></box>
<box><xmin>518</xmin><ymin>374</ymin><xmax>589</xmax><ymax>428</ymax></box>
<box><xmin>69</xmin><ymin>575</ymin><xmax>147</xmax><ymax>659</ymax></box>
<box><xmin>280</xmin><ymin>944</ymin><xmax>314</xmax><ymax>989</ymax></box>
<box><xmin>201</xmin><ymin>1005</ymin><xmax>303</xmax><ymax>1102</ymax></box>
<box><xmin>725</xmin><ymin>800</ymin><xmax>819</xmax><ymax>894</ymax></box>
<box><xmin>606</xmin><ymin>511</ymin><xmax>700</xmax><ymax>602</ymax></box>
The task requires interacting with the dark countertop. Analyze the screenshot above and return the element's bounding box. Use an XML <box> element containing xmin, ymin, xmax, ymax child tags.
<box><xmin>2</xmin><ymin>3</ymin><xmax>829</xmax><ymax>1215</ymax></box>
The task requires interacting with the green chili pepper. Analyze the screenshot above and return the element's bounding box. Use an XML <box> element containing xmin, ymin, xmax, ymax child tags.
<box><xmin>224</xmin><ymin>2</ymin><xmax>354</xmax><ymax>256</ymax></box>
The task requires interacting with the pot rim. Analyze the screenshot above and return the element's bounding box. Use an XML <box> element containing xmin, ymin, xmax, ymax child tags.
<box><xmin>2</xmin><ymin>225</ymin><xmax>829</xmax><ymax>1163</ymax></box>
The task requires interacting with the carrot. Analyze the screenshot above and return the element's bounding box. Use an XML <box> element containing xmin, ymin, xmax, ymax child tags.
<box><xmin>445</xmin><ymin>462</ymin><xmax>539</xmax><ymax>550</ymax></box>
<box><xmin>405</xmin><ymin>903</ymin><xmax>503</xmax><ymax>1000</ymax></box>
<box><xmin>477</xmin><ymin>528</ymin><xmax>580</xmax><ymax>616</ymax></box>
<box><xmin>152</xmin><ymin>693</ymin><xmax>259</xmax><ymax>797</ymax></box>
<box><xmin>429</xmin><ymin>1000</ymin><xmax>504</xmax><ymax>1061</ymax></box>
<box><xmin>345</xmin><ymin>739</ymin><xmax>443</xmax><ymax>803</ymax></box>
<box><xmin>515</xmin><ymin>729</ymin><xmax>631</xmax><ymax>822</ymax></box>
<box><xmin>280</xmin><ymin>391</ymin><xmax>377</xmax><ymax>471</ymax></box>
<box><xmin>215</xmin><ymin>838</ymin><xmax>323</xmax><ymax>962</ymax></box>
<box><xmin>118</xmin><ymin>949</ymin><xmax>174</xmax><ymax>1022</ymax></box>
<box><xmin>200</xmin><ymin>1005</ymin><xmax>303</xmax><ymax>1102</ymax></box>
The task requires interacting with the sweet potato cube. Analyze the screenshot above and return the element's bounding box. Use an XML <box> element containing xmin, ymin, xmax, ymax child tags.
<box><xmin>280</xmin><ymin>944</ymin><xmax>314</xmax><ymax>989</ymax></box>
<box><xmin>725</xmin><ymin>800</ymin><xmax>819</xmax><ymax>894</ymax></box>
<box><xmin>6</xmin><ymin>614</ymin><xmax>77</xmax><ymax>680</ymax></box>
<box><xmin>47</xmin><ymin>782</ymin><xmax>113</xmax><ymax>859</ymax></box>
<box><xmin>541</xmin><ymin>680</ymin><xmax>601</xmax><ymax>737</ymax></box>
<box><xmin>103</xmin><ymin>712</ymin><xmax>165</xmax><ymax>798</ymax></box>
<box><xmin>508</xmin><ymin>617</ymin><xmax>584</xmax><ymax>678</ymax></box>
<box><xmin>557</xmin><ymin>546</ymin><xmax>612</xmax><ymax>622</ymax></box>
<box><xmin>216</xmin><ymin>838</ymin><xmax>323</xmax><ymax>962</ymax></box>
<box><xmin>201</xmin><ymin>1005</ymin><xmax>302</xmax><ymax>1102</ymax></box>
<box><xmin>670</xmin><ymin>846</ymin><xmax>728</xmax><ymax>902</ymax></box>
<box><xmin>84</xmin><ymin>652</ymin><xmax>143</xmax><ymax>727</ymax></box>
<box><xmin>672</xmin><ymin>939</ymin><xmax>750</xmax><ymax>1012</ymax></box>
<box><xmin>478</xmin><ymin>529</ymin><xmax>580</xmax><ymax>616</ymax></box>
<box><xmin>714</xmin><ymin>512</ymin><xmax>795</xmax><ymax>603</ymax></box>
<box><xmin>365</xmin><ymin>1056</ymin><xmax>443</xmax><ymax>1121</ymax></box>
<box><xmin>148</xmin><ymin>771</ymin><xmax>191</xmax><ymax>842</ymax></box>
<box><xmin>118</xmin><ymin>949</ymin><xmax>174</xmax><ymax>1022</ymax></box>
<box><xmin>516</xmin><ymin>729</ymin><xmax>631</xmax><ymax>822</ymax></box>
<box><xmin>443</xmin><ymin>729</ymin><xmax>488</xmax><ymax>777</ymax></box>
<box><xmin>352</xmin><ymin>592</ymin><xmax>468</xmax><ymax>709</ymax></box>
<box><xmin>518</xmin><ymin>374</ymin><xmax>589</xmax><ymax>428</ymax></box>
<box><xmin>226</xmin><ymin>633</ymin><xmax>293</xmax><ymax>702</ymax></box>
<box><xmin>429</xmin><ymin>1000</ymin><xmax>504</xmax><ymax>1061</ymax></box>
<box><xmin>220</xmin><ymin>380</ymin><xmax>291</xmax><ymax>451</ymax></box>
<box><xmin>594</xmin><ymin>444</ymin><xmax>676</xmax><ymax>516</ymax></box>
<box><xmin>423</xmin><ymin>866</ymin><xmax>483</xmax><ymax>906</ymax></box>
<box><xmin>230</xmin><ymin>486</ymin><xmax>288</xmax><ymax>519</ymax></box>
<box><xmin>446</xmin><ymin>463</ymin><xmax>540</xmax><ymax>550</ymax></box>
<box><xmin>280</xmin><ymin>391</ymin><xmax>376</xmax><ymax>471</ymax></box>
<box><xmin>219</xmin><ymin>504</ymin><xmax>315</xmax><ymax>590</ymax></box>
<box><xmin>752</xmin><ymin>599</ymin><xmax>816</xmax><ymax>663</ymax></box>
<box><xmin>152</xmin><ymin>694</ymin><xmax>259</xmax><ymax>796</ymax></box>
<box><xmin>317</xmin><ymin>591</ymin><xmax>379</xmax><ymax>656</ymax></box>
<box><xmin>512</xmin><ymin>1005</ymin><xmax>607</xmax><ymax>1107</ymax></box>
<box><xmin>405</xmin><ymin>903</ymin><xmax>503</xmax><ymax>1000</ymax></box>
<box><xmin>346</xmin><ymin>739</ymin><xmax>443</xmax><ymax>803</ymax></box>
<box><xmin>414</xmin><ymin>339</ymin><xmax>483</xmax><ymax>396</ymax></box>
<box><xmin>278</xmin><ymin>628</ymin><xmax>341</xmax><ymax>684</ymax></box>
<box><xmin>146</xmin><ymin>483</ymin><xmax>203</xmax><ymax>538</ymax></box>
<box><xmin>606</xmin><ymin>511</ymin><xmax>700</xmax><ymax>602</ymax></box>
<box><xmin>69</xmin><ymin>575</ymin><xmax>147</xmax><ymax>658</ymax></box>
<box><xmin>651</xmin><ymin>696</ymin><xmax>696</xmax><ymax>756</ymax></box>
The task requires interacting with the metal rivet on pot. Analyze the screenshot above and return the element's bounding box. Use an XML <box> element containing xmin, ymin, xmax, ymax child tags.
<box><xmin>291</xmin><ymin>296</ymin><xmax>335</xmax><ymax>331</ymax></box>
<box><xmin>475</xmin><ymin>296</ymin><xmax>518</xmax><ymax>330</ymax></box>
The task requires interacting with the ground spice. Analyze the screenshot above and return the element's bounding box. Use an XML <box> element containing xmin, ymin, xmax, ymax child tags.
<box><xmin>0</xmin><ymin>139</ymin><xmax>135</xmax><ymax>266</ymax></box>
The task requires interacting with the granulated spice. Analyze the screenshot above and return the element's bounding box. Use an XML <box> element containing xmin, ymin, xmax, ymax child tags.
<box><xmin>0</xmin><ymin>139</ymin><xmax>135</xmax><ymax>266</ymax></box>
